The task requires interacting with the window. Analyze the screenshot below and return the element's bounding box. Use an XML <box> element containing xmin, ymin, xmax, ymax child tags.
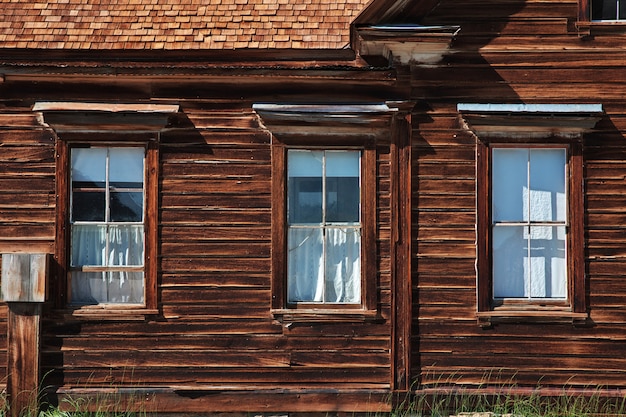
<box><xmin>271</xmin><ymin>143</ymin><xmax>377</xmax><ymax>315</ymax></box>
<box><xmin>476</xmin><ymin>141</ymin><xmax>586</xmax><ymax>323</ymax></box>
<box><xmin>579</xmin><ymin>0</ymin><xmax>626</xmax><ymax>23</ymax></box>
<box><xmin>254</xmin><ymin>102</ymin><xmax>405</xmax><ymax>319</ymax></box>
<box><xmin>491</xmin><ymin>147</ymin><xmax>567</xmax><ymax>301</ymax></box>
<box><xmin>457</xmin><ymin>103</ymin><xmax>602</xmax><ymax>324</ymax></box>
<box><xmin>55</xmin><ymin>140</ymin><xmax>159</xmax><ymax>313</ymax></box>
<box><xmin>591</xmin><ymin>0</ymin><xmax>626</xmax><ymax>20</ymax></box>
<box><xmin>70</xmin><ymin>147</ymin><xmax>145</xmax><ymax>304</ymax></box>
<box><xmin>287</xmin><ymin>150</ymin><xmax>361</xmax><ymax>304</ymax></box>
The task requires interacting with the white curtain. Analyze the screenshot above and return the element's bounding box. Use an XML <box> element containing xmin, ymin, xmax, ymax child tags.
<box><xmin>71</xmin><ymin>224</ymin><xmax>144</xmax><ymax>304</ymax></box>
<box><xmin>287</xmin><ymin>227</ymin><xmax>360</xmax><ymax>303</ymax></box>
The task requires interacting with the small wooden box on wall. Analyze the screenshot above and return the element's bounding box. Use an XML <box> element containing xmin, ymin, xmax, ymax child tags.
<box><xmin>1</xmin><ymin>254</ymin><xmax>47</xmax><ymax>303</ymax></box>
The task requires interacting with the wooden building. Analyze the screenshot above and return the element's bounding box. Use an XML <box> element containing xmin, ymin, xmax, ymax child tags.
<box><xmin>0</xmin><ymin>0</ymin><xmax>625</xmax><ymax>414</ymax></box>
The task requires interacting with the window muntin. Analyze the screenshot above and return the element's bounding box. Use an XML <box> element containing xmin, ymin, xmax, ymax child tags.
<box><xmin>491</xmin><ymin>147</ymin><xmax>568</xmax><ymax>302</ymax></box>
<box><xmin>286</xmin><ymin>150</ymin><xmax>361</xmax><ymax>304</ymax></box>
<box><xmin>69</xmin><ymin>146</ymin><xmax>145</xmax><ymax>305</ymax></box>
<box><xmin>591</xmin><ymin>0</ymin><xmax>626</xmax><ymax>20</ymax></box>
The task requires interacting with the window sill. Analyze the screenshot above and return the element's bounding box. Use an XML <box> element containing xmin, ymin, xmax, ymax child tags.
<box><xmin>576</xmin><ymin>20</ymin><xmax>626</xmax><ymax>36</ymax></box>
<box><xmin>57</xmin><ymin>305</ymin><xmax>159</xmax><ymax>321</ymax></box>
<box><xmin>272</xmin><ymin>308</ymin><xmax>381</xmax><ymax>326</ymax></box>
<box><xmin>477</xmin><ymin>309</ymin><xmax>588</xmax><ymax>327</ymax></box>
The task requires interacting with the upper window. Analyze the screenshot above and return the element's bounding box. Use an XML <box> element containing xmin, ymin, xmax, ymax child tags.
<box><xmin>70</xmin><ymin>146</ymin><xmax>145</xmax><ymax>304</ymax></box>
<box><xmin>286</xmin><ymin>149</ymin><xmax>361</xmax><ymax>305</ymax></box>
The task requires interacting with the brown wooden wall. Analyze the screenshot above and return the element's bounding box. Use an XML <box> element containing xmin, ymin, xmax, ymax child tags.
<box><xmin>412</xmin><ymin>0</ymin><xmax>626</xmax><ymax>390</ymax></box>
<box><xmin>0</xmin><ymin>97</ymin><xmax>395</xmax><ymax>411</ymax></box>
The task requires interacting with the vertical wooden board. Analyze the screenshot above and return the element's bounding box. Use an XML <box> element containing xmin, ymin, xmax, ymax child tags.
<box><xmin>1</xmin><ymin>253</ymin><xmax>47</xmax><ymax>303</ymax></box>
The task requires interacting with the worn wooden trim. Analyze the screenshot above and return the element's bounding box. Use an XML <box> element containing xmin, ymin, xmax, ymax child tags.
<box><xmin>569</xmin><ymin>141</ymin><xmax>586</xmax><ymax>314</ymax></box>
<box><xmin>144</xmin><ymin>140</ymin><xmax>159</xmax><ymax>311</ymax></box>
<box><xmin>49</xmin><ymin>387</ymin><xmax>391</xmax><ymax>414</ymax></box>
<box><xmin>475</xmin><ymin>140</ymin><xmax>491</xmax><ymax>313</ymax></box>
<box><xmin>54</xmin><ymin>138</ymin><xmax>69</xmax><ymax>307</ymax></box>
<box><xmin>390</xmin><ymin>110</ymin><xmax>412</xmax><ymax>392</ymax></box>
<box><xmin>270</xmin><ymin>142</ymin><xmax>287</xmax><ymax>311</ymax></box>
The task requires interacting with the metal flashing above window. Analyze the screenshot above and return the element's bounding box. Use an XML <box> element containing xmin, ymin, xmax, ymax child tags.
<box><xmin>458</xmin><ymin>103</ymin><xmax>604</xmax><ymax>140</ymax></box>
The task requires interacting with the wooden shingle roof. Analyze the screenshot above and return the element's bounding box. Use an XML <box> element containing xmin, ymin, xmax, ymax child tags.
<box><xmin>0</xmin><ymin>0</ymin><xmax>373</xmax><ymax>50</ymax></box>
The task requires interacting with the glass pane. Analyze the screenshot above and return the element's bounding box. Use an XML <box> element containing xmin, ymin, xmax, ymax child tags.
<box><xmin>109</xmin><ymin>148</ymin><xmax>144</xmax><ymax>187</ymax></box>
<box><xmin>111</xmin><ymin>191</ymin><xmax>144</xmax><ymax>222</ymax></box>
<box><xmin>325</xmin><ymin>228</ymin><xmax>361</xmax><ymax>303</ymax></box>
<box><xmin>493</xmin><ymin>225</ymin><xmax>527</xmax><ymax>298</ymax></box>
<box><xmin>71</xmin><ymin>224</ymin><xmax>106</xmax><ymax>267</ymax></box>
<box><xmin>326</xmin><ymin>151</ymin><xmax>360</xmax><ymax>177</ymax></box>
<box><xmin>106</xmin><ymin>271</ymin><xmax>144</xmax><ymax>303</ymax></box>
<box><xmin>529</xmin><ymin>149</ymin><xmax>566</xmax><ymax>222</ymax></box>
<box><xmin>288</xmin><ymin>151</ymin><xmax>323</xmax><ymax>224</ymax></box>
<box><xmin>287</xmin><ymin>227</ymin><xmax>323</xmax><ymax>302</ymax></box>
<box><xmin>72</xmin><ymin>191</ymin><xmax>106</xmax><ymax>221</ymax></box>
<box><xmin>592</xmin><ymin>0</ymin><xmax>617</xmax><ymax>19</ymax></box>
<box><xmin>620</xmin><ymin>0</ymin><xmax>626</xmax><ymax>19</ymax></box>
<box><xmin>326</xmin><ymin>177</ymin><xmax>360</xmax><ymax>223</ymax></box>
<box><xmin>71</xmin><ymin>148</ymin><xmax>106</xmax><ymax>184</ymax></box>
<box><xmin>492</xmin><ymin>148</ymin><xmax>528</xmax><ymax>222</ymax></box>
<box><xmin>325</xmin><ymin>151</ymin><xmax>360</xmax><ymax>223</ymax></box>
<box><xmin>71</xmin><ymin>271</ymin><xmax>106</xmax><ymax>304</ymax></box>
<box><xmin>529</xmin><ymin>226</ymin><xmax>566</xmax><ymax>298</ymax></box>
<box><xmin>107</xmin><ymin>224</ymin><xmax>144</xmax><ymax>266</ymax></box>
<box><xmin>71</xmin><ymin>271</ymin><xmax>144</xmax><ymax>304</ymax></box>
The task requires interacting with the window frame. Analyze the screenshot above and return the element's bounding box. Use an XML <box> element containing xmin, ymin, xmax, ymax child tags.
<box><xmin>271</xmin><ymin>139</ymin><xmax>377</xmax><ymax>317</ymax></box>
<box><xmin>579</xmin><ymin>0</ymin><xmax>626</xmax><ymax>26</ymax></box>
<box><xmin>55</xmin><ymin>138</ymin><xmax>159</xmax><ymax>315</ymax></box>
<box><xmin>476</xmin><ymin>138</ymin><xmax>586</xmax><ymax>324</ymax></box>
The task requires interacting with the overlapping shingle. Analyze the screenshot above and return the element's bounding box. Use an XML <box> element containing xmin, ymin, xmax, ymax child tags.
<box><xmin>0</xmin><ymin>0</ymin><xmax>371</xmax><ymax>49</ymax></box>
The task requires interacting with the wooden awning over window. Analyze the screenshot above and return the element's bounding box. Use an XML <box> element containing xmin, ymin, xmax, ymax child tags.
<box><xmin>458</xmin><ymin>103</ymin><xmax>604</xmax><ymax>140</ymax></box>
<box><xmin>33</xmin><ymin>101</ymin><xmax>180</xmax><ymax>132</ymax></box>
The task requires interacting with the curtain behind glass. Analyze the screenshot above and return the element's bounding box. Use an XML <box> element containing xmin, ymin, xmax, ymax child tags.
<box><xmin>71</xmin><ymin>224</ymin><xmax>144</xmax><ymax>303</ymax></box>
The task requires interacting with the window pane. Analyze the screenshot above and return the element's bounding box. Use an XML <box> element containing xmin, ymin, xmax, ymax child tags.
<box><xmin>111</xmin><ymin>191</ymin><xmax>143</xmax><ymax>222</ymax></box>
<box><xmin>493</xmin><ymin>225</ymin><xmax>527</xmax><ymax>298</ymax></box>
<box><xmin>492</xmin><ymin>148</ymin><xmax>528</xmax><ymax>222</ymax></box>
<box><xmin>620</xmin><ymin>0</ymin><xmax>626</xmax><ymax>19</ymax></box>
<box><xmin>72</xmin><ymin>148</ymin><xmax>107</xmax><ymax>222</ymax></box>
<box><xmin>288</xmin><ymin>150</ymin><xmax>323</xmax><ymax>224</ymax></box>
<box><xmin>325</xmin><ymin>228</ymin><xmax>361</xmax><ymax>303</ymax></box>
<box><xmin>71</xmin><ymin>224</ymin><xmax>106</xmax><ymax>267</ymax></box>
<box><xmin>71</xmin><ymin>271</ymin><xmax>144</xmax><ymax>304</ymax></box>
<box><xmin>325</xmin><ymin>151</ymin><xmax>360</xmax><ymax>223</ymax></box>
<box><xmin>529</xmin><ymin>226</ymin><xmax>566</xmax><ymax>298</ymax></box>
<box><xmin>109</xmin><ymin>148</ymin><xmax>144</xmax><ymax>187</ymax></box>
<box><xmin>287</xmin><ymin>227</ymin><xmax>323</xmax><ymax>302</ymax></box>
<box><xmin>529</xmin><ymin>149</ymin><xmax>566</xmax><ymax>222</ymax></box>
<box><xmin>107</xmin><ymin>224</ymin><xmax>144</xmax><ymax>266</ymax></box>
<box><xmin>592</xmin><ymin>0</ymin><xmax>618</xmax><ymax>19</ymax></box>
<box><xmin>71</xmin><ymin>148</ymin><xmax>106</xmax><ymax>184</ymax></box>
<box><xmin>72</xmin><ymin>191</ymin><xmax>106</xmax><ymax>221</ymax></box>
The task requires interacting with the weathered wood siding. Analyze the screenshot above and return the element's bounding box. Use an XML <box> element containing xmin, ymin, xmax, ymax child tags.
<box><xmin>413</xmin><ymin>0</ymin><xmax>626</xmax><ymax>389</ymax></box>
<box><xmin>23</xmin><ymin>99</ymin><xmax>394</xmax><ymax>407</ymax></box>
<box><xmin>0</xmin><ymin>107</ymin><xmax>57</xmax><ymax>390</ymax></box>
